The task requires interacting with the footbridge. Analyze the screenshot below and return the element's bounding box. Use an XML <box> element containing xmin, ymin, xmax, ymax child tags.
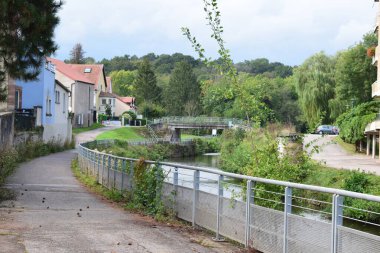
<box><xmin>149</xmin><ymin>117</ymin><xmax>249</xmax><ymax>142</ymax></box>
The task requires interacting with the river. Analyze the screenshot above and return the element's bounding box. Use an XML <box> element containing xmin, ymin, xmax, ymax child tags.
<box><xmin>165</xmin><ymin>153</ymin><xmax>380</xmax><ymax>236</ymax></box>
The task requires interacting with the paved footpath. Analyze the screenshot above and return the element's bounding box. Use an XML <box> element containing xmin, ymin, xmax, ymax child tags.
<box><xmin>0</xmin><ymin>128</ymin><xmax>240</xmax><ymax>253</ymax></box>
<box><xmin>304</xmin><ymin>134</ymin><xmax>380</xmax><ymax>175</ymax></box>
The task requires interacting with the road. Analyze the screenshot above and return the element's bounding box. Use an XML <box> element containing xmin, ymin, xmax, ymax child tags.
<box><xmin>0</xmin><ymin>127</ymin><xmax>240</xmax><ymax>253</ymax></box>
<box><xmin>304</xmin><ymin>134</ymin><xmax>380</xmax><ymax>175</ymax></box>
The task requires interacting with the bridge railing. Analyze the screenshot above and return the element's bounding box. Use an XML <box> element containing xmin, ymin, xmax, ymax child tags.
<box><xmin>151</xmin><ymin>116</ymin><xmax>249</xmax><ymax>127</ymax></box>
<box><xmin>78</xmin><ymin>141</ymin><xmax>380</xmax><ymax>253</ymax></box>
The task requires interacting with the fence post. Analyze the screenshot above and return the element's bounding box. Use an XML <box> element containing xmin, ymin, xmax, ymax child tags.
<box><xmin>121</xmin><ymin>159</ymin><xmax>126</xmax><ymax>191</ymax></box>
<box><xmin>113</xmin><ymin>158</ymin><xmax>117</xmax><ymax>189</ymax></box>
<box><xmin>97</xmin><ymin>152</ymin><xmax>100</xmax><ymax>182</ymax></box>
<box><xmin>192</xmin><ymin>170</ymin><xmax>200</xmax><ymax>227</ymax></box>
<box><xmin>331</xmin><ymin>194</ymin><xmax>343</xmax><ymax>253</ymax></box>
<box><xmin>214</xmin><ymin>175</ymin><xmax>224</xmax><ymax>241</ymax></box>
<box><xmin>283</xmin><ymin>187</ymin><xmax>292</xmax><ymax>253</ymax></box>
<box><xmin>102</xmin><ymin>154</ymin><xmax>105</xmax><ymax>185</ymax></box>
<box><xmin>173</xmin><ymin>167</ymin><xmax>178</xmax><ymax>210</ymax></box>
<box><xmin>107</xmin><ymin>156</ymin><xmax>111</xmax><ymax>188</ymax></box>
<box><xmin>245</xmin><ymin>180</ymin><xmax>253</xmax><ymax>247</ymax></box>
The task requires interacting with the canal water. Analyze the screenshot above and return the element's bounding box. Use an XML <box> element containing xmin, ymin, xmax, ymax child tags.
<box><xmin>165</xmin><ymin>153</ymin><xmax>380</xmax><ymax>236</ymax></box>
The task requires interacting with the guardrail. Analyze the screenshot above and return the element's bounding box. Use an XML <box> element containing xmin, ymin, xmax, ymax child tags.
<box><xmin>78</xmin><ymin>140</ymin><xmax>380</xmax><ymax>253</ymax></box>
<box><xmin>151</xmin><ymin>116</ymin><xmax>250</xmax><ymax>128</ymax></box>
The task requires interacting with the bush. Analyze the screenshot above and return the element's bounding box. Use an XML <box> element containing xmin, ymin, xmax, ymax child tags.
<box><xmin>97</xmin><ymin>114</ymin><xmax>108</xmax><ymax>123</ymax></box>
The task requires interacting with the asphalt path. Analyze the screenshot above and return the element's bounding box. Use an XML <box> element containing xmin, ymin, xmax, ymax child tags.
<box><xmin>0</xmin><ymin>127</ymin><xmax>240</xmax><ymax>253</ymax></box>
<box><xmin>304</xmin><ymin>134</ymin><xmax>380</xmax><ymax>175</ymax></box>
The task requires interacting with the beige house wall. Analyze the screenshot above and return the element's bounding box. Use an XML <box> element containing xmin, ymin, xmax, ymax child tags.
<box><xmin>115</xmin><ymin>99</ymin><xmax>132</xmax><ymax>117</ymax></box>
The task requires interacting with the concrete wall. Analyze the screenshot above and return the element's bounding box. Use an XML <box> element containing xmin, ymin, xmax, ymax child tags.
<box><xmin>95</xmin><ymin>73</ymin><xmax>107</xmax><ymax>114</ymax></box>
<box><xmin>72</xmin><ymin>82</ymin><xmax>94</xmax><ymax>128</ymax></box>
<box><xmin>0</xmin><ymin>112</ymin><xmax>14</xmax><ymax>148</ymax></box>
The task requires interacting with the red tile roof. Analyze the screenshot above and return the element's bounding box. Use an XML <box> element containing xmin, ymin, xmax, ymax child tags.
<box><xmin>99</xmin><ymin>91</ymin><xmax>117</xmax><ymax>98</ymax></box>
<box><xmin>47</xmin><ymin>57</ymin><xmax>93</xmax><ymax>85</ymax></box>
<box><xmin>118</xmin><ymin>97</ymin><xmax>135</xmax><ymax>104</ymax></box>
<box><xmin>69</xmin><ymin>64</ymin><xmax>106</xmax><ymax>90</ymax></box>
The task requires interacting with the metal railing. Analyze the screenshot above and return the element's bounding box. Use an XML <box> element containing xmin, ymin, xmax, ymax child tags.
<box><xmin>78</xmin><ymin>141</ymin><xmax>380</xmax><ymax>253</ymax></box>
<box><xmin>151</xmin><ymin>116</ymin><xmax>250</xmax><ymax>128</ymax></box>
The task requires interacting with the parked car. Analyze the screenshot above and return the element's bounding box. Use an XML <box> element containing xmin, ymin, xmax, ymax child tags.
<box><xmin>332</xmin><ymin>126</ymin><xmax>339</xmax><ymax>135</ymax></box>
<box><xmin>315</xmin><ymin>125</ymin><xmax>334</xmax><ymax>135</ymax></box>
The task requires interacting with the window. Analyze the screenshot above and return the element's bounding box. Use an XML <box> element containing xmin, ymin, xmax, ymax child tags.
<box><xmin>63</xmin><ymin>93</ymin><xmax>66</xmax><ymax>113</ymax></box>
<box><xmin>102</xmin><ymin>99</ymin><xmax>106</xmax><ymax>105</ymax></box>
<box><xmin>108</xmin><ymin>99</ymin><xmax>112</xmax><ymax>105</ymax></box>
<box><xmin>55</xmin><ymin>90</ymin><xmax>60</xmax><ymax>104</ymax></box>
<box><xmin>46</xmin><ymin>97</ymin><xmax>52</xmax><ymax>116</ymax></box>
<box><xmin>15</xmin><ymin>90</ymin><xmax>20</xmax><ymax>109</ymax></box>
<box><xmin>84</xmin><ymin>68</ymin><xmax>92</xmax><ymax>73</ymax></box>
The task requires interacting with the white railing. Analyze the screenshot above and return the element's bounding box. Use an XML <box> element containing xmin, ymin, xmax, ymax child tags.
<box><xmin>78</xmin><ymin>141</ymin><xmax>380</xmax><ymax>253</ymax></box>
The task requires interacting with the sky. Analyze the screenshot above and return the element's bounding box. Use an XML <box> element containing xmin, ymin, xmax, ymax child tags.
<box><xmin>54</xmin><ymin>0</ymin><xmax>379</xmax><ymax>66</ymax></box>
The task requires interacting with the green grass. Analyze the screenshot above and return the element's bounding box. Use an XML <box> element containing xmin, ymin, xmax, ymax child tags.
<box><xmin>72</xmin><ymin>123</ymin><xmax>104</xmax><ymax>135</ymax></box>
<box><xmin>334</xmin><ymin>136</ymin><xmax>356</xmax><ymax>154</ymax></box>
<box><xmin>182</xmin><ymin>134</ymin><xmax>205</xmax><ymax>140</ymax></box>
<box><xmin>96</xmin><ymin>127</ymin><xmax>146</xmax><ymax>141</ymax></box>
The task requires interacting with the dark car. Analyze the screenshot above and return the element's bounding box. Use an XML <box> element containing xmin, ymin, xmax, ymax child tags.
<box><xmin>315</xmin><ymin>125</ymin><xmax>334</xmax><ymax>135</ymax></box>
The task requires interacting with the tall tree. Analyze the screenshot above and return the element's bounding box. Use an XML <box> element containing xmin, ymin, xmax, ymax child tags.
<box><xmin>164</xmin><ymin>62</ymin><xmax>201</xmax><ymax>116</ymax></box>
<box><xmin>134</xmin><ymin>58</ymin><xmax>161</xmax><ymax>103</ymax></box>
<box><xmin>69</xmin><ymin>43</ymin><xmax>86</xmax><ymax>64</ymax></box>
<box><xmin>294</xmin><ymin>52</ymin><xmax>336</xmax><ymax>130</ymax></box>
<box><xmin>0</xmin><ymin>0</ymin><xmax>62</xmax><ymax>101</ymax></box>
<box><xmin>330</xmin><ymin>33</ymin><xmax>377</xmax><ymax>119</ymax></box>
<box><xmin>110</xmin><ymin>70</ymin><xmax>137</xmax><ymax>96</ymax></box>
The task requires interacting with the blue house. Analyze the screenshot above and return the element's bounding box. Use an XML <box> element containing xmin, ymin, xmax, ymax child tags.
<box><xmin>16</xmin><ymin>58</ymin><xmax>72</xmax><ymax>144</ymax></box>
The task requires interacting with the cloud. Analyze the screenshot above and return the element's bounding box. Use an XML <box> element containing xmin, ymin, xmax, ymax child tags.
<box><xmin>54</xmin><ymin>0</ymin><xmax>379</xmax><ymax>65</ymax></box>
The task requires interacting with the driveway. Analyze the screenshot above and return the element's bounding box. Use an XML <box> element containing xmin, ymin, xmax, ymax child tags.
<box><xmin>74</xmin><ymin>125</ymin><xmax>119</xmax><ymax>146</ymax></box>
<box><xmin>0</xmin><ymin>129</ymin><xmax>240</xmax><ymax>253</ymax></box>
<box><xmin>304</xmin><ymin>134</ymin><xmax>380</xmax><ymax>175</ymax></box>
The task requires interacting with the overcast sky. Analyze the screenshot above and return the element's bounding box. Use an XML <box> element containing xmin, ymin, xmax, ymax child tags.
<box><xmin>54</xmin><ymin>0</ymin><xmax>378</xmax><ymax>66</ymax></box>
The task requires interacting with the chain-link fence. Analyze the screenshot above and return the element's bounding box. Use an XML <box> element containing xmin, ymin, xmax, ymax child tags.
<box><xmin>78</xmin><ymin>141</ymin><xmax>380</xmax><ymax>253</ymax></box>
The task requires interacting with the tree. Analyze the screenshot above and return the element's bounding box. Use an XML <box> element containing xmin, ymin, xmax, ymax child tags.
<box><xmin>164</xmin><ymin>62</ymin><xmax>201</xmax><ymax>116</ymax></box>
<box><xmin>331</xmin><ymin>33</ymin><xmax>377</xmax><ymax>119</ymax></box>
<box><xmin>69</xmin><ymin>43</ymin><xmax>86</xmax><ymax>64</ymax></box>
<box><xmin>294</xmin><ymin>52</ymin><xmax>336</xmax><ymax>130</ymax></box>
<box><xmin>110</xmin><ymin>70</ymin><xmax>137</xmax><ymax>96</ymax></box>
<box><xmin>134</xmin><ymin>58</ymin><xmax>161</xmax><ymax>104</ymax></box>
<box><xmin>105</xmin><ymin>104</ymin><xmax>112</xmax><ymax>119</ymax></box>
<box><xmin>0</xmin><ymin>0</ymin><xmax>62</xmax><ymax>101</ymax></box>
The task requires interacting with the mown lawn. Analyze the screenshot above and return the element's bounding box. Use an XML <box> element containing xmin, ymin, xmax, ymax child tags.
<box><xmin>72</xmin><ymin>123</ymin><xmax>104</xmax><ymax>135</ymax></box>
<box><xmin>95</xmin><ymin>127</ymin><xmax>146</xmax><ymax>141</ymax></box>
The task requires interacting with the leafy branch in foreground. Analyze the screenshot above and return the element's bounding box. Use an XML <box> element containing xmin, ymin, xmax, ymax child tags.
<box><xmin>181</xmin><ymin>0</ymin><xmax>237</xmax><ymax>81</ymax></box>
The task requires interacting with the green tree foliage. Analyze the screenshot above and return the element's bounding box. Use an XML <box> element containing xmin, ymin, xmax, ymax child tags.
<box><xmin>100</xmin><ymin>54</ymin><xmax>139</xmax><ymax>74</ymax></box>
<box><xmin>336</xmin><ymin>101</ymin><xmax>380</xmax><ymax>144</ymax></box>
<box><xmin>135</xmin><ymin>58</ymin><xmax>161</xmax><ymax>104</ymax></box>
<box><xmin>68</xmin><ymin>43</ymin><xmax>85</xmax><ymax>64</ymax></box>
<box><xmin>105</xmin><ymin>104</ymin><xmax>112</xmax><ymax>118</ymax></box>
<box><xmin>138</xmin><ymin>102</ymin><xmax>166</xmax><ymax>119</ymax></box>
<box><xmin>164</xmin><ymin>62</ymin><xmax>201</xmax><ymax>116</ymax></box>
<box><xmin>0</xmin><ymin>0</ymin><xmax>62</xmax><ymax>100</ymax></box>
<box><xmin>110</xmin><ymin>70</ymin><xmax>137</xmax><ymax>96</ymax></box>
<box><xmin>236</xmin><ymin>58</ymin><xmax>293</xmax><ymax>78</ymax></box>
<box><xmin>331</xmin><ymin>33</ymin><xmax>377</xmax><ymax>119</ymax></box>
<box><xmin>294</xmin><ymin>52</ymin><xmax>336</xmax><ymax>130</ymax></box>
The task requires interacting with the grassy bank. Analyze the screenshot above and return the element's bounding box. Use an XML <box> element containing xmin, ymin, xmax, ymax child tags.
<box><xmin>72</xmin><ymin>123</ymin><xmax>104</xmax><ymax>135</ymax></box>
<box><xmin>334</xmin><ymin>136</ymin><xmax>356</xmax><ymax>154</ymax></box>
<box><xmin>96</xmin><ymin>127</ymin><xmax>147</xmax><ymax>141</ymax></box>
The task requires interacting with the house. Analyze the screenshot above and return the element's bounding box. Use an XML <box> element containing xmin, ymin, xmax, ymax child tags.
<box><xmin>115</xmin><ymin>96</ymin><xmax>136</xmax><ymax>116</ymax></box>
<box><xmin>47</xmin><ymin>57</ymin><xmax>95</xmax><ymax>128</ymax></box>
<box><xmin>68</xmin><ymin>63</ymin><xmax>107</xmax><ymax>121</ymax></box>
<box><xmin>365</xmin><ymin>0</ymin><xmax>380</xmax><ymax>158</ymax></box>
<box><xmin>98</xmin><ymin>91</ymin><xmax>116</xmax><ymax>117</ymax></box>
<box><xmin>16</xmin><ymin>58</ymin><xmax>72</xmax><ymax>144</ymax></box>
